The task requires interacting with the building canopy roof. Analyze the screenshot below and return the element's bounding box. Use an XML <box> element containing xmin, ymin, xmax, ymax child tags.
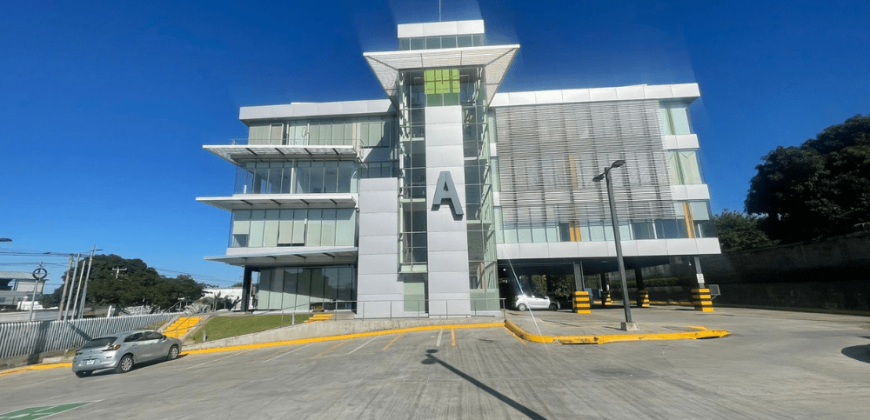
<box><xmin>363</xmin><ymin>45</ymin><xmax>519</xmax><ymax>106</ymax></box>
<box><xmin>0</xmin><ymin>271</ymin><xmax>36</xmax><ymax>280</ymax></box>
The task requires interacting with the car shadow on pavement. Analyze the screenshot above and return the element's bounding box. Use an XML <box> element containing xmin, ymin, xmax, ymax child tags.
<box><xmin>841</xmin><ymin>345</ymin><xmax>870</xmax><ymax>364</ymax></box>
<box><xmin>422</xmin><ymin>349</ymin><xmax>546</xmax><ymax>420</ymax></box>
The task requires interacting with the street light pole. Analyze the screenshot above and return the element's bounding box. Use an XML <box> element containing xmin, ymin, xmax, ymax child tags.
<box><xmin>594</xmin><ymin>160</ymin><xmax>637</xmax><ymax>331</ymax></box>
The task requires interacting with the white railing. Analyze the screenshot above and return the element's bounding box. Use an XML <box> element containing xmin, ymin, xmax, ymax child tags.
<box><xmin>0</xmin><ymin>314</ymin><xmax>175</xmax><ymax>360</ymax></box>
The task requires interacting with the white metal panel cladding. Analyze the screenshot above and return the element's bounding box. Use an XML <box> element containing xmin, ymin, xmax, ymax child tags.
<box><xmin>495</xmin><ymin>100</ymin><xmax>676</xmax><ymax>224</ymax></box>
<box><xmin>0</xmin><ymin>314</ymin><xmax>175</xmax><ymax>360</ymax></box>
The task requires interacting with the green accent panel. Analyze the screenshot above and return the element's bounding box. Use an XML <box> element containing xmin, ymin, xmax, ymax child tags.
<box><xmin>425</xmin><ymin>81</ymin><xmax>435</xmax><ymax>95</ymax></box>
<box><xmin>427</xmin><ymin>94</ymin><xmax>443</xmax><ymax>106</ymax></box>
<box><xmin>443</xmin><ymin>93</ymin><xmax>460</xmax><ymax>106</ymax></box>
<box><xmin>452</xmin><ymin>80</ymin><xmax>460</xmax><ymax>93</ymax></box>
<box><xmin>424</xmin><ymin>70</ymin><xmax>435</xmax><ymax>81</ymax></box>
<box><xmin>404</xmin><ymin>281</ymin><xmax>426</xmax><ymax>312</ymax></box>
<box><xmin>451</xmin><ymin>68</ymin><xmax>460</xmax><ymax>80</ymax></box>
<box><xmin>470</xmin><ymin>289</ymin><xmax>500</xmax><ymax>311</ymax></box>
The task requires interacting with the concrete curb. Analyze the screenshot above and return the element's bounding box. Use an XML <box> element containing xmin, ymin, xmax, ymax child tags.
<box><xmin>0</xmin><ymin>320</ymin><xmax>730</xmax><ymax>377</ymax></box>
<box><xmin>183</xmin><ymin>322</ymin><xmax>505</xmax><ymax>355</ymax></box>
<box><xmin>504</xmin><ymin>320</ymin><xmax>730</xmax><ymax>344</ymax></box>
<box><xmin>0</xmin><ymin>362</ymin><xmax>72</xmax><ymax>377</ymax></box>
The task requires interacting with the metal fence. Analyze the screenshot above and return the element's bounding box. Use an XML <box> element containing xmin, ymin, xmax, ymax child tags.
<box><xmin>0</xmin><ymin>314</ymin><xmax>175</xmax><ymax>360</ymax></box>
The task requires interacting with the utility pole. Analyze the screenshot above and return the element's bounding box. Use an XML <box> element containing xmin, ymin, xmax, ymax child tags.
<box><xmin>112</xmin><ymin>267</ymin><xmax>126</xmax><ymax>279</ymax></box>
<box><xmin>63</xmin><ymin>254</ymin><xmax>81</xmax><ymax>321</ymax></box>
<box><xmin>69</xmin><ymin>254</ymin><xmax>86</xmax><ymax>321</ymax></box>
<box><xmin>77</xmin><ymin>245</ymin><xmax>97</xmax><ymax>319</ymax></box>
<box><xmin>57</xmin><ymin>255</ymin><xmax>74</xmax><ymax>320</ymax></box>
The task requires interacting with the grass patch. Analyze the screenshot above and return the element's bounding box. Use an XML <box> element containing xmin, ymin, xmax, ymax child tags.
<box><xmin>190</xmin><ymin>314</ymin><xmax>309</xmax><ymax>344</ymax></box>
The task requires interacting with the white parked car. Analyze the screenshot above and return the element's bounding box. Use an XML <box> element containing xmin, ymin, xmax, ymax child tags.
<box><xmin>514</xmin><ymin>293</ymin><xmax>552</xmax><ymax>311</ymax></box>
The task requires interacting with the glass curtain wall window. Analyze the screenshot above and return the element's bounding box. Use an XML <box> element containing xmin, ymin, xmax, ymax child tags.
<box><xmin>257</xmin><ymin>265</ymin><xmax>356</xmax><ymax>312</ymax></box>
<box><xmin>230</xmin><ymin>209</ymin><xmax>356</xmax><ymax>248</ymax></box>
<box><xmin>667</xmin><ymin>150</ymin><xmax>703</xmax><ymax>185</ymax></box>
<box><xmin>234</xmin><ymin>161</ymin><xmax>359</xmax><ymax>195</ymax></box>
<box><xmin>398</xmin><ymin>34</ymin><xmax>484</xmax><ymax>50</ymax></box>
<box><xmin>495</xmin><ymin>201</ymin><xmax>715</xmax><ymax>243</ymax></box>
<box><xmin>659</xmin><ymin>102</ymin><xmax>691</xmax><ymax>135</ymax></box>
<box><xmin>246</xmin><ymin>116</ymin><xmax>396</xmax><ymax>148</ymax></box>
<box><xmin>398</xmin><ymin>70</ymin><xmax>429</xmax><ymax>271</ymax></box>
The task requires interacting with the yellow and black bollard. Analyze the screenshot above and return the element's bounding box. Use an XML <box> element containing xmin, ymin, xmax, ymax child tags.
<box><xmin>691</xmin><ymin>288</ymin><xmax>714</xmax><ymax>312</ymax></box>
<box><xmin>573</xmin><ymin>291</ymin><xmax>591</xmax><ymax>314</ymax></box>
<box><xmin>636</xmin><ymin>290</ymin><xmax>650</xmax><ymax>308</ymax></box>
<box><xmin>600</xmin><ymin>291</ymin><xmax>613</xmax><ymax>306</ymax></box>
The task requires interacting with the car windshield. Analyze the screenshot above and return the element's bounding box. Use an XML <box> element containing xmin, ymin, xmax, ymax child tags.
<box><xmin>81</xmin><ymin>337</ymin><xmax>117</xmax><ymax>349</ymax></box>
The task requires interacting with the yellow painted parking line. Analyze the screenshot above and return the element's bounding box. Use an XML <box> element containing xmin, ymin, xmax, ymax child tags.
<box><xmin>382</xmin><ymin>333</ymin><xmax>404</xmax><ymax>351</ymax></box>
<box><xmin>313</xmin><ymin>341</ymin><xmax>347</xmax><ymax>359</ymax></box>
<box><xmin>183</xmin><ymin>349</ymin><xmax>251</xmax><ymax>370</ymax></box>
<box><xmin>504</xmin><ymin>326</ymin><xmax>527</xmax><ymax>345</ymax></box>
<box><xmin>182</xmin><ymin>322</ymin><xmax>503</xmax><ymax>356</ymax></box>
<box><xmin>451</xmin><ymin>329</ymin><xmax>456</xmax><ymax>347</ymax></box>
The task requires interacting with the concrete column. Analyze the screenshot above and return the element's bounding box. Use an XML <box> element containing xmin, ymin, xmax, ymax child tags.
<box><xmin>634</xmin><ymin>267</ymin><xmax>649</xmax><ymax>308</ymax></box>
<box><xmin>357</xmin><ymin>178</ymin><xmax>401</xmax><ymax>318</ymax></box>
<box><xmin>425</xmin><ymin>106</ymin><xmax>470</xmax><ymax>317</ymax></box>
<box><xmin>573</xmin><ymin>262</ymin><xmax>585</xmax><ymax>291</ymax></box>
<box><xmin>241</xmin><ymin>266</ymin><xmax>253</xmax><ymax>312</ymax></box>
<box><xmin>693</xmin><ymin>256</ymin><xmax>705</xmax><ymax>288</ymax></box>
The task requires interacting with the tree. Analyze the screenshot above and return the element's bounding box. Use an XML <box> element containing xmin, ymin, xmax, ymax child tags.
<box><xmin>41</xmin><ymin>254</ymin><xmax>204</xmax><ymax>311</ymax></box>
<box><xmin>746</xmin><ymin>115</ymin><xmax>870</xmax><ymax>242</ymax></box>
<box><xmin>712</xmin><ymin>210</ymin><xmax>776</xmax><ymax>252</ymax></box>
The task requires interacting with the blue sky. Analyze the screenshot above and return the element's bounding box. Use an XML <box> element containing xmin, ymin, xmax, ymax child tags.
<box><xmin>2</xmin><ymin>0</ymin><xmax>868</xmax><ymax>290</ymax></box>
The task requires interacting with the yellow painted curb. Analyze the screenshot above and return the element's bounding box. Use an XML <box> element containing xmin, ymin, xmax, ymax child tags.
<box><xmin>182</xmin><ymin>322</ymin><xmax>505</xmax><ymax>355</ymax></box>
<box><xmin>504</xmin><ymin>320</ymin><xmax>730</xmax><ymax>345</ymax></box>
<box><xmin>0</xmin><ymin>362</ymin><xmax>73</xmax><ymax>377</ymax></box>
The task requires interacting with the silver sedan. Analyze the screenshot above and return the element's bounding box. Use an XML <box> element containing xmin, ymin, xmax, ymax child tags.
<box><xmin>72</xmin><ymin>330</ymin><xmax>182</xmax><ymax>377</ymax></box>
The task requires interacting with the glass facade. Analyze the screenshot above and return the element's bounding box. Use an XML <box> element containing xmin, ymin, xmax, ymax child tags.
<box><xmin>398</xmin><ymin>70</ymin><xmax>430</xmax><ymax>272</ymax></box>
<box><xmin>398</xmin><ymin>34</ymin><xmax>484</xmax><ymax>50</ymax></box>
<box><xmin>247</xmin><ymin>116</ymin><xmax>397</xmax><ymax>147</ymax></box>
<box><xmin>234</xmin><ymin>160</ymin><xmax>358</xmax><ymax>195</ymax></box>
<box><xmin>257</xmin><ymin>265</ymin><xmax>356</xmax><ymax>312</ymax></box>
<box><xmin>495</xmin><ymin>200</ymin><xmax>715</xmax><ymax>243</ymax></box>
<box><xmin>230</xmin><ymin>208</ymin><xmax>356</xmax><ymax>248</ymax></box>
<box><xmin>667</xmin><ymin>150</ymin><xmax>703</xmax><ymax>185</ymax></box>
<box><xmin>659</xmin><ymin>101</ymin><xmax>691</xmax><ymax>135</ymax></box>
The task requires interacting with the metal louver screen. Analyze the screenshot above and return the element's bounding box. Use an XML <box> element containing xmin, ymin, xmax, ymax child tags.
<box><xmin>495</xmin><ymin>100</ymin><xmax>676</xmax><ymax>224</ymax></box>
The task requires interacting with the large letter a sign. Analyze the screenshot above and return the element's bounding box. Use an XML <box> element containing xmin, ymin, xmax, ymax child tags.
<box><xmin>432</xmin><ymin>171</ymin><xmax>464</xmax><ymax>218</ymax></box>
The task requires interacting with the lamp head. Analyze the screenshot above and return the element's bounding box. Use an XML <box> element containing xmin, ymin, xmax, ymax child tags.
<box><xmin>592</xmin><ymin>174</ymin><xmax>605</xmax><ymax>182</ymax></box>
<box><xmin>611</xmin><ymin>160</ymin><xmax>626</xmax><ymax>168</ymax></box>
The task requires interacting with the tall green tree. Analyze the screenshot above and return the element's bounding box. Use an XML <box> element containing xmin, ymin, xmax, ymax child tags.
<box><xmin>41</xmin><ymin>254</ymin><xmax>204</xmax><ymax>311</ymax></box>
<box><xmin>746</xmin><ymin>115</ymin><xmax>870</xmax><ymax>242</ymax></box>
<box><xmin>712</xmin><ymin>210</ymin><xmax>776</xmax><ymax>252</ymax></box>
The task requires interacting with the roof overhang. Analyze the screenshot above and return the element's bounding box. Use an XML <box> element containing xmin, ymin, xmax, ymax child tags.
<box><xmin>363</xmin><ymin>44</ymin><xmax>520</xmax><ymax>106</ymax></box>
<box><xmin>204</xmin><ymin>144</ymin><xmax>359</xmax><ymax>165</ymax></box>
<box><xmin>206</xmin><ymin>247</ymin><xmax>359</xmax><ymax>267</ymax></box>
<box><xmin>197</xmin><ymin>194</ymin><xmax>358</xmax><ymax>211</ymax></box>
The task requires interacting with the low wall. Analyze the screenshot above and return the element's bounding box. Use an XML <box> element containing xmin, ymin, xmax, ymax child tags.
<box><xmin>699</xmin><ymin>232</ymin><xmax>870</xmax><ymax>311</ymax></box>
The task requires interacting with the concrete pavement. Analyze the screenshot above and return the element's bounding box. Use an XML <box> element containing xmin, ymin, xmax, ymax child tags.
<box><xmin>1</xmin><ymin>307</ymin><xmax>869</xmax><ymax>419</ymax></box>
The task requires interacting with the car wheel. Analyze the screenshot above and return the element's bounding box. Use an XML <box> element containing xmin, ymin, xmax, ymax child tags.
<box><xmin>549</xmin><ymin>303</ymin><xmax>558</xmax><ymax>311</ymax></box>
<box><xmin>116</xmin><ymin>354</ymin><xmax>134</xmax><ymax>374</ymax></box>
<box><xmin>517</xmin><ymin>303</ymin><xmax>528</xmax><ymax>311</ymax></box>
<box><xmin>75</xmin><ymin>370</ymin><xmax>92</xmax><ymax>378</ymax></box>
<box><xmin>167</xmin><ymin>345</ymin><xmax>179</xmax><ymax>361</ymax></box>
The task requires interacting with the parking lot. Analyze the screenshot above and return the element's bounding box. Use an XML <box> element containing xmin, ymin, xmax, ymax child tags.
<box><xmin>2</xmin><ymin>308</ymin><xmax>869</xmax><ymax>419</ymax></box>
